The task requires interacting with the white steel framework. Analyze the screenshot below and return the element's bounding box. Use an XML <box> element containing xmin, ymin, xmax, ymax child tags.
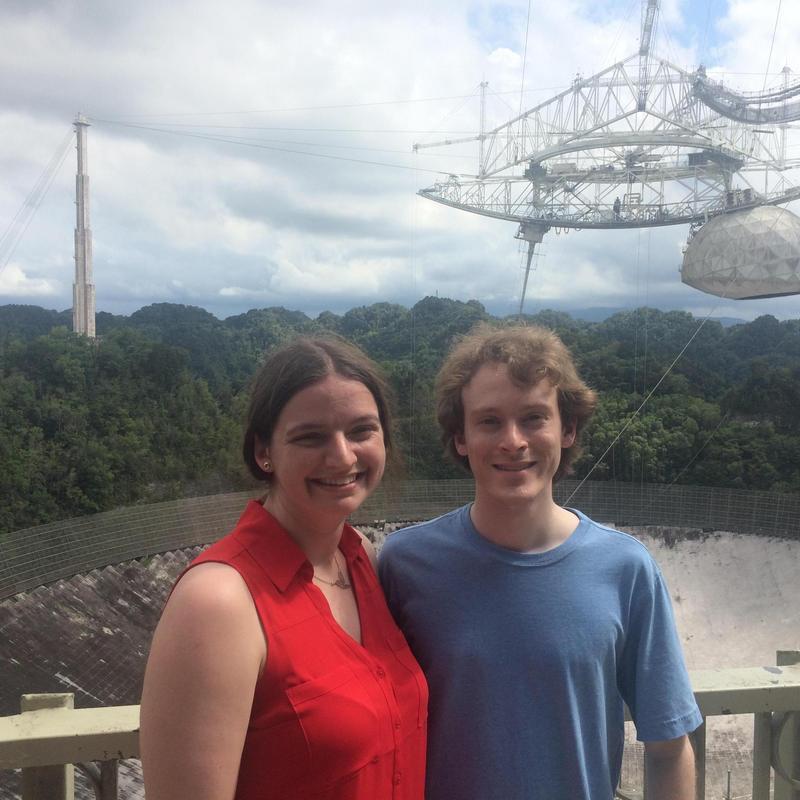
<box><xmin>414</xmin><ymin>6</ymin><xmax>800</xmax><ymax>311</ymax></box>
<box><xmin>416</xmin><ymin>55</ymin><xmax>800</xmax><ymax>232</ymax></box>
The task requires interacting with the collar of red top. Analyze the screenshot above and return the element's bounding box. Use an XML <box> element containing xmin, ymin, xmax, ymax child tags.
<box><xmin>233</xmin><ymin>499</ymin><xmax>363</xmax><ymax>592</ymax></box>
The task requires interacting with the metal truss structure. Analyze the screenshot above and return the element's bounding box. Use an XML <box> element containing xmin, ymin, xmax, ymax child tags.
<box><xmin>416</xmin><ymin>56</ymin><xmax>800</xmax><ymax>232</ymax></box>
<box><xmin>694</xmin><ymin>66</ymin><xmax>800</xmax><ymax>125</ymax></box>
<box><xmin>414</xmin><ymin>2</ymin><xmax>800</xmax><ymax>310</ymax></box>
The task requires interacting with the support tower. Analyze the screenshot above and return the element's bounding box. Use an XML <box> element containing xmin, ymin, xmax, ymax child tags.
<box><xmin>73</xmin><ymin>114</ymin><xmax>95</xmax><ymax>338</ymax></box>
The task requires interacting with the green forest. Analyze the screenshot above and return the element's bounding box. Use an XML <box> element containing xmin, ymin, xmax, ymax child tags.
<box><xmin>1</xmin><ymin>299</ymin><xmax>799</xmax><ymax>535</ymax></box>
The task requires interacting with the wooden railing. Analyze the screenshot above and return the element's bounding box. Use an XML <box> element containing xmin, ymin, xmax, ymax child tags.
<box><xmin>1</xmin><ymin>655</ymin><xmax>799</xmax><ymax>800</ymax></box>
<box><xmin>688</xmin><ymin>652</ymin><xmax>800</xmax><ymax>800</ymax></box>
<box><xmin>618</xmin><ymin>651</ymin><xmax>800</xmax><ymax>800</ymax></box>
<box><xmin>0</xmin><ymin>694</ymin><xmax>137</xmax><ymax>800</ymax></box>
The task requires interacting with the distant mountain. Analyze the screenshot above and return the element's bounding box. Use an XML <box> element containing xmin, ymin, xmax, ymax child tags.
<box><xmin>0</xmin><ymin>305</ymin><xmax>71</xmax><ymax>338</ymax></box>
<box><xmin>711</xmin><ymin>316</ymin><xmax>749</xmax><ymax>328</ymax></box>
<box><xmin>556</xmin><ymin>306</ymin><xmax>747</xmax><ymax>327</ymax></box>
<box><xmin>1</xmin><ymin>297</ymin><xmax>799</xmax><ymax>534</ymax></box>
<box><xmin>0</xmin><ymin>305</ymin><xmax>130</xmax><ymax>339</ymax></box>
<box><xmin>0</xmin><ymin>301</ymin><xmax>753</xmax><ymax>333</ymax></box>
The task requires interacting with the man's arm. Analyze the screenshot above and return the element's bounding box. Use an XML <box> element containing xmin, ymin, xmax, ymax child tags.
<box><xmin>644</xmin><ymin>735</ymin><xmax>696</xmax><ymax>800</ymax></box>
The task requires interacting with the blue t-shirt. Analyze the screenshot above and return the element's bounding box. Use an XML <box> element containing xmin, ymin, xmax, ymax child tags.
<box><xmin>378</xmin><ymin>505</ymin><xmax>702</xmax><ymax>800</ymax></box>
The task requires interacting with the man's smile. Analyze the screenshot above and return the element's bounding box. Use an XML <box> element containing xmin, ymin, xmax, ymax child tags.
<box><xmin>493</xmin><ymin>461</ymin><xmax>535</xmax><ymax>472</ymax></box>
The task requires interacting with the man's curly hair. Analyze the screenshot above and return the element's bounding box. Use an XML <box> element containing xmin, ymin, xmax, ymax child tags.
<box><xmin>435</xmin><ymin>323</ymin><xmax>597</xmax><ymax>482</ymax></box>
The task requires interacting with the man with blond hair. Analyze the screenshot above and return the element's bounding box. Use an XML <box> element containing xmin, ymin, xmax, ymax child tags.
<box><xmin>379</xmin><ymin>324</ymin><xmax>701</xmax><ymax>800</ymax></box>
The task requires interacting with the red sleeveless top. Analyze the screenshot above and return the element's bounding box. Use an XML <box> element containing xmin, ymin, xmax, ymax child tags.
<box><xmin>186</xmin><ymin>501</ymin><xmax>427</xmax><ymax>800</ymax></box>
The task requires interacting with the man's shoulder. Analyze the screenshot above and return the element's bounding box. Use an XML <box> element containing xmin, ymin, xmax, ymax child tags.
<box><xmin>380</xmin><ymin>505</ymin><xmax>469</xmax><ymax>558</ymax></box>
<box><xmin>572</xmin><ymin>510</ymin><xmax>658</xmax><ymax>568</ymax></box>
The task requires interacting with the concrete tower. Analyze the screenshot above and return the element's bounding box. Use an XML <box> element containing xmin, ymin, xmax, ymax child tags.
<box><xmin>73</xmin><ymin>114</ymin><xmax>95</xmax><ymax>338</ymax></box>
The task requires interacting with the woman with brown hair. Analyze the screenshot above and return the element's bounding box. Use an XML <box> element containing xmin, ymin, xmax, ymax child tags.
<box><xmin>141</xmin><ymin>335</ymin><xmax>427</xmax><ymax>800</ymax></box>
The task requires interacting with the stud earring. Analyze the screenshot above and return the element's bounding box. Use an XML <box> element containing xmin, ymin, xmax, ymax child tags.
<box><xmin>263</xmin><ymin>460</ymin><xmax>272</xmax><ymax>472</ymax></box>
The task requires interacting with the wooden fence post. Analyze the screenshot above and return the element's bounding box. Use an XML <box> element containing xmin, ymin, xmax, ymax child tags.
<box><xmin>20</xmin><ymin>693</ymin><xmax>75</xmax><ymax>800</ymax></box>
<box><xmin>689</xmin><ymin>719</ymin><xmax>707</xmax><ymax>800</ymax></box>
<box><xmin>774</xmin><ymin>651</ymin><xmax>800</xmax><ymax>800</ymax></box>
<box><xmin>752</xmin><ymin>711</ymin><xmax>772</xmax><ymax>800</ymax></box>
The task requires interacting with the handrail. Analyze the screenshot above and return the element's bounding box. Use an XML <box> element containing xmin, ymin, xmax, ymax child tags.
<box><xmin>0</xmin><ymin>704</ymin><xmax>139</xmax><ymax>770</ymax></box>
<box><xmin>1</xmin><ymin>664</ymin><xmax>799</xmax><ymax>799</ymax></box>
<box><xmin>692</xmin><ymin>664</ymin><xmax>800</xmax><ymax>716</ymax></box>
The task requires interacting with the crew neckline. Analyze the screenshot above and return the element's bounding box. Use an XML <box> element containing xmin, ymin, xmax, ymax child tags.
<box><xmin>458</xmin><ymin>503</ymin><xmax>590</xmax><ymax>567</ymax></box>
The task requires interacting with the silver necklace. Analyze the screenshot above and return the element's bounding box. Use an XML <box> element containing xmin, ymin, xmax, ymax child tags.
<box><xmin>312</xmin><ymin>552</ymin><xmax>351</xmax><ymax>589</ymax></box>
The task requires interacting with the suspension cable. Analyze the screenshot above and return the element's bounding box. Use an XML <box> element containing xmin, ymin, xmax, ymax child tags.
<box><xmin>91</xmin><ymin>118</ymin><xmax>456</xmax><ymax>177</ymax></box>
<box><xmin>0</xmin><ymin>128</ymin><xmax>75</xmax><ymax>276</ymax></box>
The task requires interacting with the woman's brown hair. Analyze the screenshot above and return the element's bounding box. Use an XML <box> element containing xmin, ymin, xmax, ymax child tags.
<box><xmin>243</xmin><ymin>335</ymin><xmax>394</xmax><ymax>482</ymax></box>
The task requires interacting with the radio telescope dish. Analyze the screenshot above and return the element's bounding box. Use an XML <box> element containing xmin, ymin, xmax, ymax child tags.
<box><xmin>680</xmin><ymin>206</ymin><xmax>800</xmax><ymax>300</ymax></box>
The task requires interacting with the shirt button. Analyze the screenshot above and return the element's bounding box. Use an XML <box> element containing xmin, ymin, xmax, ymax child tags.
<box><xmin>370</xmin><ymin>756</ymin><xmax>379</xmax><ymax>765</ymax></box>
<box><xmin>393</xmin><ymin>772</ymin><xmax>402</xmax><ymax>785</ymax></box>
<box><xmin>394</xmin><ymin>719</ymin><xmax>401</xmax><ymax>729</ymax></box>
<box><xmin>376</xmin><ymin>667</ymin><xmax>386</xmax><ymax>679</ymax></box>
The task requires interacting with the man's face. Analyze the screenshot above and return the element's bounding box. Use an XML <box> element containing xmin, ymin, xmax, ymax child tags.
<box><xmin>454</xmin><ymin>362</ymin><xmax>575</xmax><ymax>508</ymax></box>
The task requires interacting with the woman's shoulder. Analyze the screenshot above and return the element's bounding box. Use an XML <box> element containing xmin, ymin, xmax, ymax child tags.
<box><xmin>165</xmin><ymin>562</ymin><xmax>259</xmax><ymax>634</ymax></box>
<box><xmin>350</xmin><ymin>526</ymin><xmax>378</xmax><ymax>571</ymax></box>
<box><xmin>152</xmin><ymin>561</ymin><xmax>266</xmax><ymax>681</ymax></box>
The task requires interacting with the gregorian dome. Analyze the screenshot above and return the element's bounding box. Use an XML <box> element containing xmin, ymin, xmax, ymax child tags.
<box><xmin>681</xmin><ymin>206</ymin><xmax>800</xmax><ymax>299</ymax></box>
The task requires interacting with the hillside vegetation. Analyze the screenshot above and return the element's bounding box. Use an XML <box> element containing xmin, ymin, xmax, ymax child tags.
<box><xmin>1</xmin><ymin>299</ymin><xmax>798</xmax><ymax>534</ymax></box>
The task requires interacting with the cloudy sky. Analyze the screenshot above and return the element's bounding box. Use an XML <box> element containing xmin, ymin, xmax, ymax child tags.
<box><xmin>2</xmin><ymin>0</ymin><xmax>799</xmax><ymax>322</ymax></box>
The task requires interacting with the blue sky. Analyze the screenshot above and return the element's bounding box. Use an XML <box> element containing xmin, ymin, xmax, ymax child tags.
<box><xmin>1</xmin><ymin>0</ymin><xmax>799</xmax><ymax>322</ymax></box>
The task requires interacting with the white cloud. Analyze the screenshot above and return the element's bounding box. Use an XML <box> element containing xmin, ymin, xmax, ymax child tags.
<box><xmin>1</xmin><ymin>0</ymin><xmax>798</xmax><ymax>321</ymax></box>
<box><xmin>0</xmin><ymin>264</ymin><xmax>60</xmax><ymax>297</ymax></box>
<box><xmin>487</xmin><ymin>47</ymin><xmax>522</xmax><ymax>70</ymax></box>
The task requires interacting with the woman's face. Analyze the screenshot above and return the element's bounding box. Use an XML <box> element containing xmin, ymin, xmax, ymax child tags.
<box><xmin>258</xmin><ymin>373</ymin><xmax>386</xmax><ymax>527</ymax></box>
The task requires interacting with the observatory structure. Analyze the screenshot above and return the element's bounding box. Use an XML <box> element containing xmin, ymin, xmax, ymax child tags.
<box><xmin>681</xmin><ymin>206</ymin><xmax>800</xmax><ymax>300</ymax></box>
<box><xmin>415</xmin><ymin>0</ymin><xmax>800</xmax><ymax>309</ymax></box>
<box><xmin>73</xmin><ymin>114</ymin><xmax>95</xmax><ymax>338</ymax></box>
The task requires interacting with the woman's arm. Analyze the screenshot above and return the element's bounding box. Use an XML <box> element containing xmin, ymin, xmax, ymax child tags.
<box><xmin>140</xmin><ymin>563</ymin><xmax>266</xmax><ymax>800</ymax></box>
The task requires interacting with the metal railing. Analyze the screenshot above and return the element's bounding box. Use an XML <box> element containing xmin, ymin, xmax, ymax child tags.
<box><xmin>2</xmin><ymin>655</ymin><xmax>799</xmax><ymax>800</ymax></box>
